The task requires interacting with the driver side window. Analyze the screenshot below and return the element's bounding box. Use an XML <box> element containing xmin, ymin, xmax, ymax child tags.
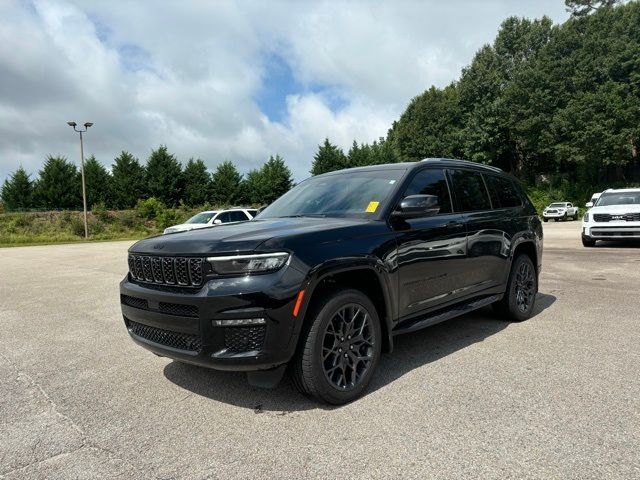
<box><xmin>402</xmin><ymin>169</ymin><xmax>452</xmax><ymax>214</ymax></box>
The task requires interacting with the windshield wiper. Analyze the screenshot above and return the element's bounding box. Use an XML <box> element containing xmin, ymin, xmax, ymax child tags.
<box><xmin>278</xmin><ymin>214</ymin><xmax>327</xmax><ymax>218</ymax></box>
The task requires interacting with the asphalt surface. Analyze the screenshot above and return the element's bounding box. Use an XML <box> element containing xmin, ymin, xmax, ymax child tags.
<box><xmin>1</xmin><ymin>221</ymin><xmax>639</xmax><ymax>479</ymax></box>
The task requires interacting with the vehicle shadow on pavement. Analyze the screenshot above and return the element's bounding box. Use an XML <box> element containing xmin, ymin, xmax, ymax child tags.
<box><xmin>163</xmin><ymin>292</ymin><xmax>556</xmax><ymax>412</ymax></box>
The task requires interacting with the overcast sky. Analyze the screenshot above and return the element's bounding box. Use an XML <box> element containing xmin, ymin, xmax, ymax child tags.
<box><xmin>0</xmin><ymin>0</ymin><xmax>569</xmax><ymax>185</ymax></box>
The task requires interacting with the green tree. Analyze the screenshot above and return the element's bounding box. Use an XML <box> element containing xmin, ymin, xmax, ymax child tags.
<box><xmin>346</xmin><ymin>141</ymin><xmax>371</xmax><ymax>167</ymax></box>
<box><xmin>1</xmin><ymin>166</ymin><xmax>34</xmax><ymax>210</ymax></box>
<box><xmin>243</xmin><ymin>155</ymin><xmax>293</xmax><ymax>205</ymax></box>
<box><xmin>390</xmin><ymin>85</ymin><xmax>463</xmax><ymax>161</ymax></box>
<box><xmin>565</xmin><ymin>0</ymin><xmax>621</xmax><ymax>17</ymax></box>
<box><xmin>182</xmin><ymin>158</ymin><xmax>211</xmax><ymax>206</ymax></box>
<box><xmin>211</xmin><ymin>160</ymin><xmax>242</xmax><ymax>205</ymax></box>
<box><xmin>260</xmin><ymin>155</ymin><xmax>293</xmax><ymax>203</ymax></box>
<box><xmin>110</xmin><ymin>151</ymin><xmax>146</xmax><ymax>209</ymax></box>
<box><xmin>34</xmin><ymin>156</ymin><xmax>80</xmax><ymax>209</ymax></box>
<box><xmin>310</xmin><ymin>138</ymin><xmax>347</xmax><ymax>175</ymax></box>
<box><xmin>83</xmin><ymin>156</ymin><xmax>111</xmax><ymax>208</ymax></box>
<box><xmin>145</xmin><ymin>145</ymin><xmax>183</xmax><ymax>206</ymax></box>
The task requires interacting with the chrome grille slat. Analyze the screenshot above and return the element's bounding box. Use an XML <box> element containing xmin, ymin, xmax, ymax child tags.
<box><xmin>128</xmin><ymin>254</ymin><xmax>205</xmax><ymax>287</ymax></box>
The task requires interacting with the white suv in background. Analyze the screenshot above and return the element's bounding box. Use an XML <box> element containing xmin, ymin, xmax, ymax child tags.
<box><xmin>582</xmin><ymin>188</ymin><xmax>640</xmax><ymax>247</ymax></box>
<box><xmin>163</xmin><ymin>208</ymin><xmax>258</xmax><ymax>234</ymax></box>
<box><xmin>542</xmin><ymin>202</ymin><xmax>579</xmax><ymax>221</ymax></box>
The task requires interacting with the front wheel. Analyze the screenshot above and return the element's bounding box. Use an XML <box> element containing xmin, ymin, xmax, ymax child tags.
<box><xmin>292</xmin><ymin>289</ymin><xmax>382</xmax><ymax>404</ymax></box>
<box><xmin>493</xmin><ymin>254</ymin><xmax>538</xmax><ymax>322</ymax></box>
<box><xmin>543</xmin><ymin>218</ymin><xmax>548</xmax><ymax>222</ymax></box>
<box><xmin>582</xmin><ymin>235</ymin><xmax>596</xmax><ymax>247</ymax></box>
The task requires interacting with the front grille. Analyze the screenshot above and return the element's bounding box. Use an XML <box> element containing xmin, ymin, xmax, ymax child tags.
<box><xmin>128</xmin><ymin>255</ymin><xmax>205</xmax><ymax>287</ymax></box>
<box><xmin>121</xmin><ymin>295</ymin><xmax>149</xmax><ymax>310</ymax></box>
<box><xmin>127</xmin><ymin>319</ymin><xmax>202</xmax><ymax>352</ymax></box>
<box><xmin>120</xmin><ymin>295</ymin><xmax>198</xmax><ymax>318</ymax></box>
<box><xmin>594</xmin><ymin>213</ymin><xmax>640</xmax><ymax>222</ymax></box>
<box><xmin>224</xmin><ymin>326</ymin><xmax>266</xmax><ymax>353</ymax></box>
<box><xmin>159</xmin><ymin>302</ymin><xmax>198</xmax><ymax>317</ymax></box>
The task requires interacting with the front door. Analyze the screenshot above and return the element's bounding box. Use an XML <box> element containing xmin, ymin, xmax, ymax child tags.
<box><xmin>393</xmin><ymin>168</ymin><xmax>468</xmax><ymax>320</ymax></box>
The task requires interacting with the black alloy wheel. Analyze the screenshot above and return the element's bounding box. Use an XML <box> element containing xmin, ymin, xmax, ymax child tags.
<box><xmin>493</xmin><ymin>254</ymin><xmax>538</xmax><ymax>322</ymax></box>
<box><xmin>321</xmin><ymin>304</ymin><xmax>375</xmax><ymax>390</ymax></box>
<box><xmin>514</xmin><ymin>260</ymin><xmax>536</xmax><ymax>314</ymax></box>
<box><xmin>292</xmin><ymin>289</ymin><xmax>381</xmax><ymax>404</ymax></box>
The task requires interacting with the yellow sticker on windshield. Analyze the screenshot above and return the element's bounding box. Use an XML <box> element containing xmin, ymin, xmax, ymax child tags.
<box><xmin>366</xmin><ymin>201</ymin><xmax>380</xmax><ymax>213</ymax></box>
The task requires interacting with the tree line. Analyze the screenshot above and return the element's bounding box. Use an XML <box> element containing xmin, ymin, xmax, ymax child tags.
<box><xmin>1</xmin><ymin>146</ymin><xmax>293</xmax><ymax>211</ymax></box>
<box><xmin>314</xmin><ymin>0</ymin><xmax>640</xmax><ymax>196</ymax></box>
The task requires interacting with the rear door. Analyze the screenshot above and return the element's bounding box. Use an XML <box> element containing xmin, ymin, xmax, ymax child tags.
<box><xmin>394</xmin><ymin>168</ymin><xmax>468</xmax><ymax>319</ymax></box>
<box><xmin>448</xmin><ymin>168</ymin><xmax>506</xmax><ymax>295</ymax></box>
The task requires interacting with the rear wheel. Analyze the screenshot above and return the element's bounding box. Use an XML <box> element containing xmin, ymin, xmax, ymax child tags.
<box><xmin>292</xmin><ymin>289</ymin><xmax>381</xmax><ymax>404</ymax></box>
<box><xmin>493</xmin><ymin>254</ymin><xmax>537</xmax><ymax>322</ymax></box>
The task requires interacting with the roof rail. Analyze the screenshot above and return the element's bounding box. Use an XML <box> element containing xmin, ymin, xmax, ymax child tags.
<box><xmin>419</xmin><ymin>158</ymin><xmax>503</xmax><ymax>173</ymax></box>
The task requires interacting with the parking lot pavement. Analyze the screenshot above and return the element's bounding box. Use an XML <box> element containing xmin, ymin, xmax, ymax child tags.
<box><xmin>0</xmin><ymin>223</ymin><xmax>638</xmax><ymax>479</ymax></box>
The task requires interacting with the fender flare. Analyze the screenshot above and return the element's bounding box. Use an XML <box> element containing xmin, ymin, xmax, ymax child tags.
<box><xmin>293</xmin><ymin>257</ymin><xmax>395</xmax><ymax>353</ymax></box>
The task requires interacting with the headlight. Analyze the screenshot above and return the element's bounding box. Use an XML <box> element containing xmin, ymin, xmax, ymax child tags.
<box><xmin>206</xmin><ymin>252</ymin><xmax>290</xmax><ymax>275</ymax></box>
<box><xmin>583</xmin><ymin>213</ymin><xmax>589</xmax><ymax>222</ymax></box>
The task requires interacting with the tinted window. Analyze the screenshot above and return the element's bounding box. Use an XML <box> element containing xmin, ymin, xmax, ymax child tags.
<box><xmin>259</xmin><ymin>169</ymin><xmax>405</xmax><ymax>219</ymax></box>
<box><xmin>486</xmin><ymin>175</ymin><xmax>522</xmax><ymax>208</ymax></box>
<box><xmin>402</xmin><ymin>169</ymin><xmax>452</xmax><ymax>214</ymax></box>
<box><xmin>228</xmin><ymin>211</ymin><xmax>249</xmax><ymax>222</ymax></box>
<box><xmin>215</xmin><ymin>212</ymin><xmax>232</xmax><ymax>223</ymax></box>
<box><xmin>449</xmin><ymin>169</ymin><xmax>491</xmax><ymax>211</ymax></box>
<box><xmin>247</xmin><ymin>210</ymin><xmax>258</xmax><ymax>217</ymax></box>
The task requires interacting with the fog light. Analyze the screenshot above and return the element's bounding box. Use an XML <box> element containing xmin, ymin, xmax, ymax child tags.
<box><xmin>212</xmin><ymin>318</ymin><xmax>266</xmax><ymax>327</ymax></box>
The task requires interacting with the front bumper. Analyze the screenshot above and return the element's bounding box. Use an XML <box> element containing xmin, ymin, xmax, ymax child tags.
<box><xmin>543</xmin><ymin>211</ymin><xmax>567</xmax><ymax>219</ymax></box>
<box><xmin>119</xmin><ymin>265</ymin><xmax>306</xmax><ymax>372</ymax></box>
<box><xmin>583</xmin><ymin>224</ymin><xmax>640</xmax><ymax>240</ymax></box>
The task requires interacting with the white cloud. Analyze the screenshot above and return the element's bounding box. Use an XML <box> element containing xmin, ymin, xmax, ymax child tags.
<box><xmin>0</xmin><ymin>0</ymin><xmax>568</xmax><ymax>185</ymax></box>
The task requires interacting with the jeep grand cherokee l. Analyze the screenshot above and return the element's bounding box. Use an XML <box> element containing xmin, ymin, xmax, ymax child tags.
<box><xmin>120</xmin><ymin>159</ymin><xmax>543</xmax><ymax>404</ymax></box>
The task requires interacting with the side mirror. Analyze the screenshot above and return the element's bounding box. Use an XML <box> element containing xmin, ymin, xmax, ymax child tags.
<box><xmin>213</xmin><ymin>219</ymin><xmax>222</xmax><ymax>225</ymax></box>
<box><xmin>585</xmin><ymin>202</ymin><xmax>594</xmax><ymax>208</ymax></box>
<box><xmin>393</xmin><ymin>194</ymin><xmax>440</xmax><ymax>219</ymax></box>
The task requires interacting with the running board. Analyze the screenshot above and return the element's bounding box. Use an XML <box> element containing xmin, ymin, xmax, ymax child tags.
<box><xmin>393</xmin><ymin>295</ymin><xmax>501</xmax><ymax>335</ymax></box>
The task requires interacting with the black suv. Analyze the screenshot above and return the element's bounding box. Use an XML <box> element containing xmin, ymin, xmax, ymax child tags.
<box><xmin>120</xmin><ymin>159</ymin><xmax>543</xmax><ymax>404</ymax></box>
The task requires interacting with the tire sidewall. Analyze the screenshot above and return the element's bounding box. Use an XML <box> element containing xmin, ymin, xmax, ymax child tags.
<box><xmin>309</xmin><ymin>290</ymin><xmax>382</xmax><ymax>404</ymax></box>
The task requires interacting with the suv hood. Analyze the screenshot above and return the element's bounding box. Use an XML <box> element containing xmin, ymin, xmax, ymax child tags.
<box><xmin>130</xmin><ymin>217</ymin><xmax>372</xmax><ymax>255</ymax></box>
<box><xmin>164</xmin><ymin>223</ymin><xmax>209</xmax><ymax>232</ymax></box>
<box><xmin>589</xmin><ymin>204</ymin><xmax>640</xmax><ymax>213</ymax></box>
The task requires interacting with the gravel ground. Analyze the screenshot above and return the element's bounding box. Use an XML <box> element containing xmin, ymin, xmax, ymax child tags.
<box><xmin>1</xmin><ymin>221</ymin><xmax>638</xmax><ymax>479</ymax></box>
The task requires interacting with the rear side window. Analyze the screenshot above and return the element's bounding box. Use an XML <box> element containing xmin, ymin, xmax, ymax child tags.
<box><xmin>402</xmin><ymin>169</ymin><xmax>452</xmax><ymax>214</ymax></box>
<box><xmin>228</xmin><ymin>211</ymin><xmax>249</xmax><ymax>222</ymax></box>
<box><xmin>485</xmin><ymin>175</ymin><xmax>523</xmax><ymax>208</ymax></box>
<box><xmin>449</xmin><ymin>169</ymin><xmax>491</xmax><ymax>211</ymax></box>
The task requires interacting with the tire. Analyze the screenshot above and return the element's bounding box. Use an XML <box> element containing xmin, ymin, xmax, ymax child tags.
<box><xmin>562</xmin><ymin>213</ymin><xmax>568</xmax><ymax>221</ymax></box>
<box><xmin>543</xmin><ymin>218</ymin><xmax>548</xmax><ymax>222</ymax></box>
<box><xmin>291</xmin><ymin>289</ymin><xmax>382</xmax><ymax>405</ymax></box>
<box><xmin>554</xmin><ymin>218</ymin><xmax>559</xmax><ymax>222</ymax></box>
<box><xmin>573</xmin><ymin>213</ymin><xmax>579</xmax><ymax>220</ymax></box>
<box><xmin>582</xmin><ymin>235</ymin><xmax>596</xmax><ymax>247</ymax></box>
<box><xmin>493</xmin><ymin>254</ymin><xmax>538</xmax><ymax>322</ymax></box>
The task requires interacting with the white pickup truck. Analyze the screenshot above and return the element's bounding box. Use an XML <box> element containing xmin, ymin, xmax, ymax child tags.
<box><xmin>542</xmin><ymin>202</ymin><xmax>579</xmax><ymax>221</ymax></box>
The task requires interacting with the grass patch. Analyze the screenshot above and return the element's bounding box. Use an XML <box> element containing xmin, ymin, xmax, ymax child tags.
<box><xmin>0</xmin><ymin>207</ymin><xmax>201</xmax><ymax>247</ymax></box>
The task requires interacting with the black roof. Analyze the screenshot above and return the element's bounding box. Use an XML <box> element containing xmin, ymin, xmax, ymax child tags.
<box><xmin>320</xmin><ymin>158</ymin><xmax>503</xmax><ymax>177</ymax></box>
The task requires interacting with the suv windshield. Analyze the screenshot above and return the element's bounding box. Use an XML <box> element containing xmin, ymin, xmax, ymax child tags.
<box><xmin>258</xmin><ymin>169</ymin><xmax>405</xmax><ymax>219</ymax></box>
<box><xmin>549</xmin><ymin>203</ymin><xmax>567</xmax><ymax>208</ymax></box>
<box><xmin>596</xmin><ymin>192</ymin><xmax>640</xmax><ymax>206</ymax></box>
<box><xmin>185</xmin><ymin>212</ymin><xmax>218</xmax><ymax>224</ymax></box>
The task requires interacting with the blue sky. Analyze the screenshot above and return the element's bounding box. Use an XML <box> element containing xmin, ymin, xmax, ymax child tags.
<box><xmin>0</xmin><ymin>0</ymin><xmax>569</xmax><ymax>185</ymax></box>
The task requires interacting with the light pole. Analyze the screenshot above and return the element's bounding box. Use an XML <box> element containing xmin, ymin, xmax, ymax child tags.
<box><xmin>67</xmin><ymin>121</ymin><xmax>93</xmax><ymax>239</ymax></box>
